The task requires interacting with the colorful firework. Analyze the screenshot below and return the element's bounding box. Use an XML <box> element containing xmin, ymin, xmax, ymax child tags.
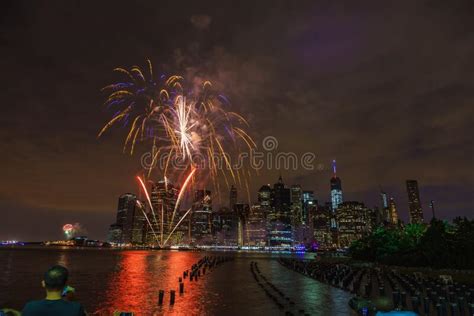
<box><xmin>99</xmin><ymin>59</ymin><xmax>255</xmax><ymax>246</ymax></box>
<box><xmin>98</xmin><ymin>60</ymin><xmax>255</xmax><ymax>184</ymax></box>
<box><xmin>63</xmin><ymin>224</ymin><xmax>74</xmax><ymax>239</ymax></box>
<box><xmin>98</xmin><ymin>59</ymin><xmax>183</xmax><ymax>154</ymax></box>
<box><xmin>62</xmin><ymin>223</ymin><xmax>85</xmax><ymax>239</ymax></box>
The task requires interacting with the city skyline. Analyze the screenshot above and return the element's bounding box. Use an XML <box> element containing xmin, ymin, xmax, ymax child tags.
<box><xmin>104</xmin><ymin>170</ymin><xmax>450</xmax><ymax>250</ymax></box>
<box><xmin>1</xmin><ymin>1</ymin><xmax>473</xmax><ymax>241</ymax></box>
<box><xmin>1</xmin><ymin>154</ymin><xmax>470</xmax><ymax>241</ymax></box>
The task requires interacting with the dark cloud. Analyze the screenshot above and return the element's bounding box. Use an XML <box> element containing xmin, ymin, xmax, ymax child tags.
<box><xmin>0</xmin><ymin>0</ymin><xmax>473</xmax><ymax>240</ymax></box>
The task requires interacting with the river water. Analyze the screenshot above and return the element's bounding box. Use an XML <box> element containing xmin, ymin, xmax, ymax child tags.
<box><xmin>0</xmin><ymin>247</ymin><xmax>354</xmax><ymax>315</ymax></box>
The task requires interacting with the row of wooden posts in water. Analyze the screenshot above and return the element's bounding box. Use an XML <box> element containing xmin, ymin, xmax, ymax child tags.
<box><xmin>279</xmin><ymin>258</ymin><xmax>474</xmax><ymax>316</ymax></box>
<box><xmin>157</xmin><ymin>255</ymin><xmax>234</xmax><ymax>306</ymax></box>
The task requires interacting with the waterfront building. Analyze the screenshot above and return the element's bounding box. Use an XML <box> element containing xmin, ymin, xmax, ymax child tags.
<box><xmin>191</xmin><ymin>189</ymin><xmax>213</xmax><ymax>243</ymax></box>
<box><xmin>169</xmin><ymin>197</ymin><xmax>190</xmax><ymax>245</ymax></box>
<box><xmin>258</xmin><ymin>184</ymin><xmax>272</xmax><ymax>207</ymax></box>
<box><xmin>336</xmin><ymin>201</ymin><xmax>372</xmax><ymax>248</ymax></box>
<box><xmin>146</xmin><ymin>179</ymin><xmax>185</xmax><ymax>245</ymax></box>
<box><xmin>229</xmin><ymin>185</ymin><xmax>238</xmax><ymax>211</ymax></box>
<box><xmin>312</xmin><ymin>204</ymin><xmax>332</xmax><ymax>249</ymax></box>
<box><xmin>290</xmin><ymin>184</ymin><xmax>303</xmax><ymax>227</ymax></box>
<box><xmin>116</xmin><ymin>193</ymin><xmax>136</xmax><ymax>231</ymax></box>
<box><xmin>124</xmin><ymin>200</ymin><xmax>146</xmax><ymax>244</ymax></box>
<box><xmin>150</xmin><ymin>179</ymin><xmax>179</xmax><ymax>238</ymax></box>
<box><xmin>388</xmin><ymin>197</ymin><xmax>399</xmax><ymax>225</ymax></box>
<box><xmin>234</xmin><ymin>203</ymin><xmax>250</xmax><ymax>246</ymax></box>
<box><xmin>107</xmin><ymin>224</ymin><xmax>122</xmax><ymax>244</ymax></box>
<box><xmin>267</xmin><ymin>176</ymin><xmax>293</xmax><ymax>246</ymax></box>
<box><xmin>302</xmin><ymin>190</ymin><xmax>316</xmax><ymax>225</ymax></box>
<box><xmin>291</xmin><ymin>186</ymin><xmax>317</xmax><ymax>245</ymax></box>
<box><xmin>293</xmin><ymin>224</ymin><xmax>314</xmax><ymax>247</ymax></box>
<box><xmin>212</xmin><ymin>207</ymin><xmax>239</xmax><ymax>246</ymax></box>
<box><xmin>246</xmin><ymin>204</ymin><xmax>267</xmax><ymax>246</ymax></box>
<box><xmin>406</xmin><ymin>180</ymin><xmax>424</xmax><ymax>224</ymax></box>
<box><xmin>109</xmin><ymin>193</ymin><xmax>144</xmax><ymax>244</ymax></box>
<box><xmin>272</xmin><ymin>175</ymin><xmax>291</xmax><ymax>214</ymax></box>
<box><xmin>267</xmin><ymin>222</ymin><xmax>293</xmax><ymax>247</ymax></box>
<box><xmin>72</xmin><ymin>236</ymin><xmax>87</xmax><ymax>247</ymax></box>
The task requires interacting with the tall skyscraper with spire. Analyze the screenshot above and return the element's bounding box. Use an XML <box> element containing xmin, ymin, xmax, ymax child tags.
<box><xmin>406</xmin><ymin>180</ymin><xmax>423</xmax><ymax>224</ymax></box>
<box><xmin>380</xmin><ymin>190</ymin><xmax>389</xmax><ymax>209</ymax></box>
<box><xmin>330</xmin><ymin>160</ymin><xmax>343</xmax><ymax>212</ymax></box>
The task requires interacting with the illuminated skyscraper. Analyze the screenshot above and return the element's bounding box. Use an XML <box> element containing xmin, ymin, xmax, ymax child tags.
<box><xmin>126</xmin><ymin>200</ymin><xmax>146</xmax><ymax>244</ymax></box>
<box><xmin>246</xmin><ymin>204</ymin><xmax>267</xmax><ymax>246</ymax></box>
<box><xmin>212</xmin><ymin>207</ymin><xmax>238</xmax><ymax>246</ymax></box>
<box><xmin>258</xmin><ymin>184</ymin><xmax>272</xmax><ymax>208</ymax></box>
<box><xmin>380</xmin><ymin>190</ymin><xmax>388</xmax><ymax>209</ymax></box>
<box><xmin>234</xmin><ymin>203</ymin><xmax>250</xmax><ymax>246</ymax></box>
<box><xmin>273</xmin><ymin>175</ymin><xmax>291</xmax><ymax>214</ymax></box>
<box><xmin>290</xmin><ymin>184</ymin><xmax>303</xmax><ymax>226</ymax></box>
<box><xmin>330</xmin><ymin>160</ymin><xmax>343</xmax><ymax>212</ymax></box>
<box><xmin>268</xmin><ymin>176</ymin><xmax>293</xmax><ymax>246</ymax></box>
<box><xmin>330</xmin><ymin>160</ymin><xmax>343</xmax><ymax>230</ymax></box>
<box><xmin>229</xmin><ymin>185</ymin><xmax>237</xmax><ymax>211</ymax></box>
<box><xmin>379</xmin><ymin>189</ymin><xmax>391</xmax><ymax>223</ymax></box>
<box><xmin>109</xmin><ymin>193</ymin><xmax>146</xmax><ymax>245</ymax></box>
<box><xmin>336</xmin><ymin>201</ymin><xmax>372</xmax><ymax>248</ymax></box>
<box><xmin>406</xmin><ymin>180</ymin><xmax>423</xmax><ymax>224</ymax></box>
<box><xmin>107</xmin><ymin>224</ymin><xmax>122</xmax><ymax>244</ymax></box>
<box><xmin>302</xmin><ymin>190</ymin><xmax>316</xmax><ymax>225</ymax></box>
<box><xmin>312</xmin><ymin>203</ymin><xmax>332</xmax><ymax>249</ymax></box>
<box><xmin>148</xmin><ymin>179</ymin><xmax>179</xmax><ymax>244</ymax></box>
<box><xmin>111</xmin><ymin>193</ymin><xmax>137</xmax><ymax>244</ymax></box>
<box><xmin>388</xmin><ymin>197</ymin><xmax>398</xmax><ymax>225</ymax></box>
<box><xmin>116</xmin><ymin>193</ymin><xmax>136</xmax><ymax>229</ymax></box>
<box><xmin>191</xmin><ymin>189</ymin><xmax>213</xmax><ymax>242</ymax></box>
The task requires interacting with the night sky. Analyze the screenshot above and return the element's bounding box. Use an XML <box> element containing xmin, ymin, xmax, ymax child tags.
<box><xmin>1</xmin><ymin>0</ymin><xmax>473</xmax><ymax>241</ymax></box>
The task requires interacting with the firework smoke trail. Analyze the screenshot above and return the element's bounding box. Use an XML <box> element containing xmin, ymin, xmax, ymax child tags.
<box><xmin>170</xmin><ymin>167</ymin><xmax>197</xmax><ymax>226</ymax></box>
<box><xmin>163</xmin><ymin>207</ymin><xmax>192</xmax><ymax>247</ymax></box>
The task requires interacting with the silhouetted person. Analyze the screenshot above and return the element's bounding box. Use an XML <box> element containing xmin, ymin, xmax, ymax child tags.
<box><xmin>22</xmin><ymin>265</ymin><xmax>85</xmax><ymax>316</ymax></box>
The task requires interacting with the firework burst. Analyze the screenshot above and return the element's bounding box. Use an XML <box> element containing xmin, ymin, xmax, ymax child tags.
<box><xmin>98</xmin><ymin>59</ymin><xmax>183</xmax><ymax>154</ymax></box>
<box><xmin>98</xmin><ymin>60</ymin><xmax>255</xmax><ymax>186</ymax></box>
<box><xmin>98</xmin><ymin>59</ymin><xmax>255</xmax><ymax>246</ymax></box>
